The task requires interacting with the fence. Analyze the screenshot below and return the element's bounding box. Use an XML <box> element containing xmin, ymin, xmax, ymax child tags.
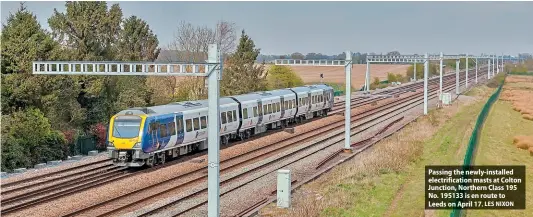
<box><xmin>449</xmin><ymin>74</ymin><xmax>506</xmax><ymax>217</ymax></box>
<box><xmin>68</xmin><ymin>135</ymin><xmax>104</xmax><ymax>156</ymax></box>
<box><xmin>508</xmin><ymin>71</ymin><xmax>533</xmax><ymax>76</ymax></box>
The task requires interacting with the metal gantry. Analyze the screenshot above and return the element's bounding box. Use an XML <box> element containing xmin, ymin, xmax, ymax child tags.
<box><xmin>274</xmin><ymin>53</ymin><xmax>354</xmax><ymax>151</ymax></box>
<box><xmin>275</xmin><ymin>52</ymin><xmax>506</xmax><ymax>117</ymax></box>
<box><xmin>34</xmin><ymin>44</ymin><xmax>224</xmax><ymax>217</ymax></box>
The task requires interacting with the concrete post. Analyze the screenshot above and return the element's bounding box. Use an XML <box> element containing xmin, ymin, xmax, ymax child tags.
<box><xmin>439</xmin><ymin>52</ymin><xmax>443</xmax><ymax>99</ymax></box>
<box><xmin>455</xmin><ymin>59</ymin><xmax>460</xmax><ymax>95</ymax></box>
<box><xmin>207</xmin><ymin>44</ymin><xmax>221</xmax><ymax>217</ymax></box>
<box><xmin>466</xmin><ymin>55</ymin><xmax>469</xmax><ymax>89</ymax></box>
<box><xmin>424</xmin><ymin>53</ymin><xmax>429</xmax><ymax>115</ymax></box>
<box><xmin>496</xmin><ymin>55</ymin><xmax>499</xmax><ymax>74</ymax></box>
<box><xmin>365</xmin><ymin>61</ymin><xmax>370</xmax><ymax>92</ymax></box>
<box><xmin>344</xmin><ymin>51</ymin><xmax>352</xmax><ymax>151</ymax></box>
<box><xmin>414</xmin><ymin>62</ymin><xmax>417</xmax><ymax>81</ymax></box>
<box><xmin>475</xmin><ymin>59</ymin><xmax>478</xmax><ymax>83</ymax></box>
<box><xmin>488</xmin><ymin>59</ymin><xmax>491</xmax><ymax>79</ymax></box>
<box><xmin>492</xmin><ymin>56</ymin><xmax>495</xmax><ymax>77</ymax></box>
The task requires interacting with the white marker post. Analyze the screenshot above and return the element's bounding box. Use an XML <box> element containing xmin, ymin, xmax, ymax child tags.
<box><xmin>475</xmin><ymin>58</ymin><xmax>478</xmax><ymax>83</ymax></box>
<box><xmin>455</xmin><ymin>59</ymin><xmax>460</xmax><ymax>95</ymax></box>
<box><xmin>414</xmin><ymin>61</ymin><xmax>417</xmax><ymax>81</ymax></box>
<box><xmin>207</xmin><ymin>44</ymin><xmax>222</xmax><ymax>217</ymax></box>
<box><xmin>466</xmin><ymin>55</ymin><xmax>469</xmax><ymax>89</ymax></box>
<box><xmin>344</xmin><ymin>51</ymin><xmax>353</xmax><ymax>152</ymax></box>
<box><xmin>424</xmin><ymin>53</ymin><xmax>429</xmax><ymax>115</ymax></box>
<box><xmin>488</xmin><ymin>59</ymin><xmax>491</xmax><ymax>79</ymax></box>
<box><xmin>439</xmin><ymin>52</ymin><xmax>443</xmax><ymax>100</ymax></box>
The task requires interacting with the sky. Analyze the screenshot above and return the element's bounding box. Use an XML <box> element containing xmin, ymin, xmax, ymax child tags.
<box><xmin>1</xmin><ymin>1</ymin><xmax>532</xmax><ymax>56</ymax></box>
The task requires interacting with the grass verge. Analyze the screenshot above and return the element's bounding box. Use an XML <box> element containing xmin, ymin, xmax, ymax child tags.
<box><xmin>465</xmin><ymin>86</ymin><xmax>533</xmax><ymax>217</ymax></box>
<box><xmin>258</xmin><ymin>85</ymin><xmax>496</xmax><ymax>217</ymax></box>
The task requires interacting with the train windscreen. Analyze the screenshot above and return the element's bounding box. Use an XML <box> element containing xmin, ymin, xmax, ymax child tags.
<box><xmin>112</xmin><ymin>116</ymin><xmax>142</xmax><ymax>138</ymax></box>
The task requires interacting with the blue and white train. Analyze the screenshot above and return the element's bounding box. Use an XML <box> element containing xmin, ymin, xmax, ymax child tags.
<box><xmin>106</xmin><ymin>84</ymin><xmax>334</xmax><ymax>167</ymax></box>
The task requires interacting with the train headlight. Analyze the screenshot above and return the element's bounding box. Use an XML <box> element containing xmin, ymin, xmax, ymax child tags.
<box><xmin>133</xmin><ymin>142</ymin><xmax>141</xmax><ymax>149</ymax></box>
<box><xmin>107</xmin><ymin>141</ymin><xmax>114</xmax><ymax>148</ymax></box>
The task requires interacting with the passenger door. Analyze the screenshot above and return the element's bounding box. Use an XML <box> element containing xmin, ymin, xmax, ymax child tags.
<box><xmin>175</xmin><ymin>114</ymin><xmax>185</xmax><ymax>145</ymax></box>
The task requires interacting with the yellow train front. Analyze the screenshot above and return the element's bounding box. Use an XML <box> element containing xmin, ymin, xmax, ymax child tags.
<box><xmin>107</xmin><ymin>108</ymin><xmax>187</xmax><ymax>167</ymax></box>
<box><xmin>106</xmin><ymin>109</ymin><xmax>149</xmax><ymax>167</ymax></box>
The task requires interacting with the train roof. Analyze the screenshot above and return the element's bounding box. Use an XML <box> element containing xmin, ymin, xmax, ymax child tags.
<box><xmin>117</xmin><ymin>97</ymin><xmax>237</xmax><ymax>116</ymax></box>
<box><xmin>307</xmin><ymin>84</ymin><xmax>334</xmax><ymax>90</ymax></box>
<box><xmin>115</xmin><ymin>84</ymin><xmax>333</xmax><ymax>117</ymax></box>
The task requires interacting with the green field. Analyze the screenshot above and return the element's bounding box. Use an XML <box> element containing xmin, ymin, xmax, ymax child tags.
<box><xmin>465</xmin><ymin>100</ymin><xmax>533</xmax><ymax>217</ymax></box>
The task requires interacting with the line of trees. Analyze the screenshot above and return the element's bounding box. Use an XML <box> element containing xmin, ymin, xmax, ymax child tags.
<box><xmin>1</xmin><ymin>2</ymin><xmax>303</xmax><ymax>171</ymax></box>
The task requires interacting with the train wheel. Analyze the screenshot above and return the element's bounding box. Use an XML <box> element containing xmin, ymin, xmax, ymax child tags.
<box><xmin>146</xmin><ymin>156</ymin><xmax>155</xmax><ymax>167</ymax></box>
<box><xmin>221</xmin><ymin>135</ymin><xmax>229</xmax><ymax>146</ymax></box>
<box><xmin>159</xmin><ymin>153</ymin><xmax>166</xmax><ymax>165</ymax></box>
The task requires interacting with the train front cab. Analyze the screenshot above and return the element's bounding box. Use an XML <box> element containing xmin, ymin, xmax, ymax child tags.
<box><xmin>107</xmin><ymin>114</ymin><xmax>147</xmax><ymax>167</ymax></box>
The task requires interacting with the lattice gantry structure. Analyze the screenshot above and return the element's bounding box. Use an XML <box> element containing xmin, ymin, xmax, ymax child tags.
<box><xmin>274</xmin><ymin>52</ymin><xmax>507</xmax><ymax>116</ymax></box>
<box><xmin>34</xmin><ymin>44</ymin><xmax>225</xmax><ymax>217</ymax></box>
<box><xmin>275</xmin><ymin>53</ymin><xmax>355</xmax><ymax>152</ymax></box>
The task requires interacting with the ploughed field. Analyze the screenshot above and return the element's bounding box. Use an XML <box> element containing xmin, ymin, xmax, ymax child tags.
<box><xmin>264</xmin><ymin>64</ymin><xmax>411</xmax><ymax>89</ymax></box>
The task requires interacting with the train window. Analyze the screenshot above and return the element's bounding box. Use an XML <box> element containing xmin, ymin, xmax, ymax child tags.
<box><xmin>253</xmin><ymin>107</ymin><xmax>258</xmax><ymax>117</ymax></box>
<box><xmin>284</xmin><ymin>101</ymin><xmax>288</xmax><ymax>109</ymax></box>
<box><xmin>267</xmin><ymin>104</ymin><xmax>271</xmax><ymax>114</ymax></box>
<box><xmin>169</xmin><ymin>122</ymin><xmax>176</xmax><ymax>135</ymax></box>
<box><xmin>186</xmin><ymin>119</ymin><xmax>193</xmax><ymax>132</ymax></box>
<box><xmin>263</xmin><ymin>105</ymin><xmax>267</xmax><ymax>115</ymax></box>
<box><xmin>299</xmin><ymin>98</ymin><xmax>302</xmax><ymax>106</ymax></box>
<box><xmin>200</xmin><ymin>116</ymin><xmax>207</xmax><ymax>129</ymax></box>
<box><xmin>193</xmin><ymin>118</ymin><xmax>200</xmax><ymax>131</ymax></box>
<box><xmin>160</xmin><ymin>124</ymin><xmax>168</xmax><ymax>137</ymax></box>
<box><xmin>243</xmin><ymin>108</ymin><xmax>248</xmax><ymax>119</ymax></box>
<box><xmin>177</xmin><ymin>119</ymin><xmax>183</xmax><ymax>132</ymax></box>
<box><xmin>233</xmin><ymin>110</ymin><xmax>237</xmax><ymax>121</ymax></box>
<box><xmin>277</xmin><ymin>102</ymin><xmax>280</xmax><ymax>112</ymax></box>
<box><xmin>221</xmin><ymin>112</ymin><xmax>227</xmax><ymax>124</ymax></box>
<box><xmin>227</xmin><ymin>111</ymin><xmax>233</xmax><ymax>123</ymax></box>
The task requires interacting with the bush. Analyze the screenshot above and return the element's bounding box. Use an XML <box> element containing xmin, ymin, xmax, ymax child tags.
<box><xmin>90</xmin><ymin>123</ymin><xmax>108</xmax><ymax>149</ymax></box>
<box><xmin>387</xmin><ymin>73</ymin><xmax>398</xmax><ymax>83</ymax></box>
<box><xmin>405</xmin><ymin>63</ymin><xmax>439</xmax><ymax>80</ymax></box>
<box><xmin>266</xmin><ymin>65</ymin><xmax>304</xmax><ymax>90</ymax></box>
<box><xmin>1</xmin><ymin>108</ymin><xmax>67</xmax><ymax>171</ymax></box>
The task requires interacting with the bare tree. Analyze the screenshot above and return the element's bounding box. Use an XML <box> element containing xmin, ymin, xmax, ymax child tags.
<box><xmin>159</xmin><ymin>20</ymin><xmax>237</xmax><ymax>100</ymax></box>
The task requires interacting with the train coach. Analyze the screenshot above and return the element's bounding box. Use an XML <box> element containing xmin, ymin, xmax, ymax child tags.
<box><xmin>106</xmin><ymin>84</ymin><xmax>334</xmax><ymax>167</ymax></box>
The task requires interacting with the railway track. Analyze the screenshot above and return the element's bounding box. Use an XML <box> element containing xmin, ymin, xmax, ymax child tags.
<box><xmin>0</xmin><ymin>68</ymin><xmax>489</xmax><ymax>216</ymax></box>
<box><xmin>0</xmin><ymin>158</ymin><xmax>112</xmax><ymax>189</ymax></box>
<box><xmin>331</xmin><ymin>66</ymin><xmax>488</xmax><ymax>112</ymax></box>
<box><xmin>56</xmin><ymin>70</ymin><xmax>485</xmax><ymax>217</ymax></box>
<box><xmin>138</xmin><ymin>72</ymin><xmax>483</xmax><ymax>217</ymax></box>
